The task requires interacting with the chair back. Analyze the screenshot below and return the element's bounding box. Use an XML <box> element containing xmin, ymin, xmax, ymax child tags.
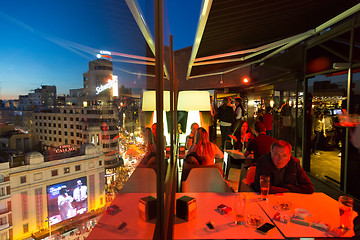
<box><xmin>239</xmin><ymin>166</ymin><xmax>256</xmax><ymax>192</ymax></box>
<box><xmin>182</xmin><ymin>167</ymin><xmax>233</xmax><ymax>192</ymax></box>
<box><xmin>181</xmin><ymin>162</ymin><xmax>223</xmax><ymax>182</ymax></box>
<box><xmin>120</xmin><ymin>167</ymin><xmax>156</xmax><ymax>193</ymax></box>
<box><xmin>243</xmin><ymin>166</ymin><xmax>256</xmax><ymax>185</ymax></box>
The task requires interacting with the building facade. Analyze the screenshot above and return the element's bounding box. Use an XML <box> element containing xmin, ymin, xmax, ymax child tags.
<box><xmin>10</xmin><ymin>144</ymin><xmax>105</xmax><ymax>240</ymax></box>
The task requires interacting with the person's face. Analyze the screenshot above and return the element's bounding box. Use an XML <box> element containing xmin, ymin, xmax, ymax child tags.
<box><xmin>77</xmin><ymin>180</ymin><xmax>82</xmax><ymax>186</ymax></box>
<box><xmin>192</xmin><ymin>124</ymin><xmax>199</xmax><ymax>134</ymax></box>
<box><xmin>271</xmin><ymin>146</ymin><xmax>291</xmax><ymax>169</ymax></box>
<box><xmin>241</xmin><ymin>122</ymin><xmax>248</xmax><ymax>132</ymax></box>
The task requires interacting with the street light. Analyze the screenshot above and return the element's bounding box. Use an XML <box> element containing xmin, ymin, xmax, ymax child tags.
<box><xmin>45</xmin><ymin>217</ymin><xmax>51</xmax><ymax>240</ymax></box>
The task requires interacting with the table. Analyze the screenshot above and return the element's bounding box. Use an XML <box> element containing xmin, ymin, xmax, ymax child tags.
<box><xmin>87</xmin><ymin>193</ymin><xmax>156</xmax><ymax>239</ymax></box>
<box><xmin>257</xmin><ymin>192</ymin><xmax>358</xmax><ymax>238</ymax></box>
<box><xmin>87</xmin><ymin>192</ymin><xmax>358</xmax><ymax>239</ymax></box>
<box><xmin>174</xmin><ymin>192</ymin><xmax>284</xmax><ymax>239</ymax></box>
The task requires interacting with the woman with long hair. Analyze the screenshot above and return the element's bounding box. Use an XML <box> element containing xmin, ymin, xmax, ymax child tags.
<box><xmin>139</xmin><ymin>127</ymin><xmax>156</xmax><ymax>166</ymax></box>
<box><xmin>185</xmin><ymin>127</ymin><xmax>223</xmax><ymax>165</ymax></box>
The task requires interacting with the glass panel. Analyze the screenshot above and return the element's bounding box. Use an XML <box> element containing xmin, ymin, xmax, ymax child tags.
<box><xmin>307</xmin><ymin>73</ymin><xmax>346</xmax><ymax>187</ymax></box>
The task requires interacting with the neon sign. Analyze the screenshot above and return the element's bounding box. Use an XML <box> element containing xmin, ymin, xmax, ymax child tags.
<box><xmin>97</xmin><ymin>50</ymin><xmax>112</xmax><ymax>59</ymax></box>
<box><xmin>55</xmin><ymin>145</ymin><xmax>75</xmax><ymax>154</ymax></box>
<box><xmin>96</xmin><ymin>76</ymin><xmax>118</xmax><ymax>96</ymax></box>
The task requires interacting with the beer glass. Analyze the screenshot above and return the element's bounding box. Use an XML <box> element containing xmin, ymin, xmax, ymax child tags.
<box><xmin>260</xmin><ymin>175</ymin><xmax>270</xmax><ymax>200</ymax></box>
<box><xmin>338</xmin><ymin>196</ymin><xmax>353</xmax><ymax>229</ymax></box>
<box><xmin>234</xmin><ymin>193</ymin><xmax>246</xmax><ymax>225</ymax></box>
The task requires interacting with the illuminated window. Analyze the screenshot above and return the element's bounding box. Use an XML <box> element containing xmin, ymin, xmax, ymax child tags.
<box><xmin>64</xmin><ymin>167</ymin><xmax>70</xmax><ymax>174</ymax></box>
<box><xmin>23</xmin><ymin>223</ymin><xmax>29</xmax><ymax>233</ymax></box>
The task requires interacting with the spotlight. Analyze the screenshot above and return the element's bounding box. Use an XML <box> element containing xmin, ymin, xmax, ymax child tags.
<box><xmin>242</xmin><ymin>77</ymin><xmax>249</xmax><ymax>83</ymax></box>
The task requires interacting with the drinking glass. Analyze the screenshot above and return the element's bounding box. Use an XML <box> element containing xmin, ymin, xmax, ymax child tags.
<box><xmin>338</xmin><ymin>196</ymin><xmax>353</xmax><ymax>229</ymax></box>
<box><xmin>260</xmin><ymin>175</ymin><xmax>270</xmax><ymax>200</ymax></box>
<box><xmin>234</xmin><ymin>193</ymin><xmax>246</xmax><ymax>225</ymax></box>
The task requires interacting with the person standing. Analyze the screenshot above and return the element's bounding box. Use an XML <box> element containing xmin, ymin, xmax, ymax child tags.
<box><xmin>312</xmin><ymin>112</ymin><xmax>326</xmax><ymax>156</ymax></box>
<box><xmin>73</xmin><ymin>179</ymin><xmax>88</xmax><ymax>211</ymax></box>
<box><xmin>217</xmin><ymin>97</ymin><xmax>235</xmax><ymax>150</ymax></box>
<box><xmin>232</xmin><ymin>97</ymin><xmax>245</xmax><ymax>150</ymax></box>
<box><xmin>209</xmin><ymin>96</ymin><xmax>217</xmax><ymax>141</ymax></box>
<box><xmin>263</xmin><ymin>106</ymin><xmax>273</xmax><ymax>136</ymax></box>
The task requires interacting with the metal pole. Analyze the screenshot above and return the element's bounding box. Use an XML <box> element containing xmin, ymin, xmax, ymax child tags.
<box><xmin>154</xmin><ymin>0</ymin><xmax>165</xmax><ymax>239</ymax></box>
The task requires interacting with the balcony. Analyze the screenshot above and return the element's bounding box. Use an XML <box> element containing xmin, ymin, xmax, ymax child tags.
<box><xmin>0</xmin><ymin>222</ymin><xmax>10</xmax><ymax>231</ymax></box>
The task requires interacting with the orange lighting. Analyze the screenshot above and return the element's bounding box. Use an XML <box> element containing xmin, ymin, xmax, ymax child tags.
<box><xmin>243</xmin><ymin>77</ymin><xmax>249</xmax><ymax>83</ymax></box>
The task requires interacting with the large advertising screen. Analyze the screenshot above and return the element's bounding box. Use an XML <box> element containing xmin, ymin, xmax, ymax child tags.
<box><xmin>47</xmin><ymin>176</ymin><xmax>88</xmax><ymax>225</ymax></box>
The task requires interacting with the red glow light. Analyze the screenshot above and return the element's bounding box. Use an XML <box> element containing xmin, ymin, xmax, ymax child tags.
<box><xmin>243</xmin><ymin>77</ymin><xmax>249</xmax><ymax>83</ymax></box>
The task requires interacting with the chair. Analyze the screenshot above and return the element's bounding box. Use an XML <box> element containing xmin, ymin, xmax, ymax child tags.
<box><xmin>120</xmin><ymin>167</ymin><xmax>157</xmax><ymax>193</ymax></box>
<box><xmin>182</xmin><ymin>167</ymin><xmax>234</xmax><ymax>192</ymax></box>
<box><xmin>239</xmin><ymin>165</ymin><xmax>256</xmax><ymax>192</ymax></box>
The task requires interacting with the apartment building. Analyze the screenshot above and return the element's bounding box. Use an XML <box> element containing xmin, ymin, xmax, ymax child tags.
<box><xmin>31</xmin><ymin>105</ymin><xmax>121</xmax><ymax>178</ymax></box>
<box><xmin>0</xmin><ymin>163</ymin><xmax>11</xmax><ymax>240</ymax></box>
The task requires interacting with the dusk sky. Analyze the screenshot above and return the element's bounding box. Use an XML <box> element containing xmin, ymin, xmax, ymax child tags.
<box><xmin>0</xmin><ymin>0</ymin><xmax>201</xmax><ymax>99</ymax></box>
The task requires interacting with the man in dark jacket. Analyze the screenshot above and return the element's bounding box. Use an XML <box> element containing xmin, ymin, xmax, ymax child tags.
<box><xmin>244</xmin><ymin>121</ymin><xmax>277</xmax><ymax>162</ymax></box>
<box><xmin>252</xmin><ymin>140</ymin><xmax>314</xmax><ymax>194</ymax></box>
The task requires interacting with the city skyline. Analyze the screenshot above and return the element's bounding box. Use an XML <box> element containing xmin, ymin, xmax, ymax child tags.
<box><xmin>0</xmin><ymin>0</ymin><xmax>201</xmax><ymax>99</ymax></box>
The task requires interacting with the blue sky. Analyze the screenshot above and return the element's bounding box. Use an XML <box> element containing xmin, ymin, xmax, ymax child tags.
<box><xmin>0</xmin><ymin>0</ymin><xmax>201</xmax><ymax>99</ymax></box>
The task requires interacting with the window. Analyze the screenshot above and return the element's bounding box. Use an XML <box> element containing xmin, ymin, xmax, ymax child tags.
<box><xmin>51</xmin><ymin>170</ymin><xmax>58</xmax><ymax>176</ymax></box>
<box><xmin>44</xmin><ymin>136</ymin><xmax>47</xmax><ymax>140</ymax></box>
<box><xmin>58</xmin><ymin>131</ymin><xmax>61</xmax><ymax>135</ymax></box>
<box><xmin>64</xmin><ymin>124</ymin><xmax>67</xmax><ymax>128</ymax></box>
<box><xmin>70</xmin><ymin>110</ymin><xmax>73</xmax><ymax>114</ymax></box>
<box><xmin>58</xmin><ymin>124</ymin><xmax>61</xmax><ymax>128</ymax></box>
<box><xmin>40</xmin><ymin>129</ymin><xmax>42</xmax><ymax>133</ymax></box>
<box><xmin>48</xmin><ymin>116</ymin><xmax>51</xmax><ymax>120</ymax></box>
<box><xmin>64</xmin><ymin>167</ymin><xmax>70</xmax><ymax>174</ymax></box>
<box><xmin>71</xmin><ymin>140</ymin><xmax>74</xmax><ymax>144</ymax></box>
<box><xmin>53</xmin><ymin>123</ymin><xmax>56</xmax><ymax>127</ymax></box>
<box><xmin>58</xmin><ymin>117</ymin><xmax>60</xmax><ymax>120</ymax></box>
<box><xmin>54</xmin><ymin>130</ymin><xmax>56</xmax><ymax>134</ymax></box>
<box><xmin>99</xmin><ymin>160</ymin><xmax>102</xmax><ymax>166</ymax></box>
<box><xmin>54</xmin><ymin>137</ymin><xmax>56</xmax><ymax>141</ymax></box>
<box><xmin>64</xmin><ymin>117</ymin><xmax>67</xmax><ymax>121</ymax></box>
<box><xmin>23</xmin><ymin>223</ymin><xmax>29</xmax><ymax>233</ymax></box>
<box><xmin>76</xmin><ymin>118</ymin><xmax>79</xmax><ymax>121</ymax></box>
<box><xmin>70</xmin><ymin>124</ymin><xmax>73</xmax><ymax>129</ymax></box>
<box><xmin>20</xmin><ymin>176</ymin><xmax>26</xmax><ymax>183</ymax></box>
<box><xmin>59</xmin><ymin>138</ymin><xmax>62</xmax><ymax>142</ymax></box>
<box><xmin>44</xmin><ymin>129</ymin><xmax>47</xmax><ymax>133</ymax></box>
<box><xmin>49</xmin><ymin>130</ymin><xmax>51</xmax><ymax>134</ymax></box>
<box><xmin>70</xmin><ymin>117</ymin><xmax>73</xmax><ymax>121</ymax></box>
<box><xmin>53</xmin><ymin>117</ymin><xmax>55</xmax><ymax>120</ymax></box>
<box><xmin>65</xmin><ymin>139</ymin><xmax>68</xmax><ymax>144</ymax></box>
<box><xmin>71</xmin><ymin>132</ymin><xmax>74</xmax><ymax>136</ymax></box>
<box><xmin>75</xmin><ymin>165</ymin><xmax>81</xmax><ymax>171</ymax></box>
<box><xmin>49</xmin><ymin>137</ymin><xmax>52</xmax><ymax>141</ymax></box>
<box><xmin>63</xmin><ymin>110</ymin><xmax>67</xmax><ymax>114</ymax></box>
<box><xmin>44</xmin><ymin>123</ymin><xmax>46</xmax><ymax>126</ymax></box>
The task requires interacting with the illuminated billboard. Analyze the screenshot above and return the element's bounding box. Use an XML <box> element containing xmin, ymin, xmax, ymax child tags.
<box><xmin>47</xmin><ymin>176</ymin><xmax>88</xmax><ymax>225</ymax></box>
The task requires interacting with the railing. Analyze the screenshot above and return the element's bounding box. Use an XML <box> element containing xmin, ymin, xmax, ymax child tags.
<box><xmin>0</xmin><ymin>208</ymin><xmax>11</xmax><ymax>215</ymax></box>
<box><xmin>0</xmin><ymin>222</ymin><xmax>10</xmax><ymax>231</ymax></box>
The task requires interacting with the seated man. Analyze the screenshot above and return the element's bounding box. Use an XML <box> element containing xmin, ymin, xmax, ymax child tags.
<box><xmin>244</xmin><ymin>121</ymin><xmax>277</xmax><ymax>162</ymax></box>
<box><xmin>252</xmin><ymin>140</ymin><xmax>314</xmax><ymax>194</ymax></box>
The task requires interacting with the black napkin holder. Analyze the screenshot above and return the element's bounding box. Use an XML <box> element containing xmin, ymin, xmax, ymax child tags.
<box><xmin>139</xmin><ymin>196</ymin><xmax>157</xmax><ymax>221</ymax></box>
<box><xmin>176</xmin><ymin>196</ymin><xmax>196</xmax><ymax>221</ymax></box>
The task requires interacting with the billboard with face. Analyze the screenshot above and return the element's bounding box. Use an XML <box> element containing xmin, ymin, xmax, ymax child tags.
<box><xmin>47</xmin><ymin>176</ymin><xmax>88</xmax><ymax>225</ymax></box>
